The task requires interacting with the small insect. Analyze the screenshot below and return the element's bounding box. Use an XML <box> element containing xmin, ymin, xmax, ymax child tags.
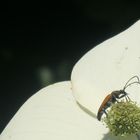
<box><xmin>97</xmin><ymin>76</ymin><xmax>140</xmax><ymax>121</ymax></box>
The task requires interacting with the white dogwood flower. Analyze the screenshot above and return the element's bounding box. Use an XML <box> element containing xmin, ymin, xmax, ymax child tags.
<box><xmin>1</xmin><ymin>20</ymin><xmax>140</xmax><ymax>140</ymax></box>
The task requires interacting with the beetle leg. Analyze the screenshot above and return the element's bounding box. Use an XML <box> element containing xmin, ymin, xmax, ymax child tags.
<box><xmin>112</xmin><ymin>95</ymin><xmax>119</xmax><ymax>103</ymax></box>
<box><xmin>127</xmin><ymin>95</ymin><xmax>131</xmax><ymax>101</ymax></box>
<box><xmin>104</xmin><ymin>110</ymin><xmax>108</xmax><ymax>117</ymax></box>
<box><xmin>106</xmin><ymin>101</ymin><xmax>112</xmax><ymax>107</ymax></box>
<box><xmin>116</xmin><ymin>99</ymin><xmax>119</xmax><ymax>103</ymax></box>
<box><xmin>102</xmin><ymin>108</ymin><xmax>108</xmax><ymax>117</ymax></box>
<box><xmin>125</xmin><ymin>96</ymin><xmax>130</xmax><ymax>102</ymax></box>
<box><xmin>101</xmin><ymin>109</ymin><xmax>108</xmax><ymax>117</ymax></box>
<box><xmin>125</xmin><ymin>96</ymin><xmax>128</xmax><ymax>102</ymax></box>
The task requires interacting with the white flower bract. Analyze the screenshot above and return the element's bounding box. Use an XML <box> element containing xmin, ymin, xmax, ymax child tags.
<box><xmin>71</xmin><ymin>20</ymin><xmax>140</xmax><ymax>115</ymax></box>
<box><xmin>1</xmin><ymin>20</ymin><xmax>140</xmax><ymax>140</ymax></box>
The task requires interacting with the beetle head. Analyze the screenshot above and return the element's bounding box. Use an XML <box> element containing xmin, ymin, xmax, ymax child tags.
<box><xmin>113</xmin><ymin>90</ymin><xmax>127</xmax><ymax>98</ymax></box>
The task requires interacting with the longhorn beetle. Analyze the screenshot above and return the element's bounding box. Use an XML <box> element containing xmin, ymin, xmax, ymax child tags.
<box><xmin>97</xmin><ymin>76</ymin><xmax>140</xmax><ymax>121</ymax></box>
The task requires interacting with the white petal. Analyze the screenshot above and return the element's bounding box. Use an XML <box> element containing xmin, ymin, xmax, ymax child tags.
<box><xmin>1</xmin><ymin>82</ymin><xmax>109</xmax><ymax>140</ymax></box>
<box><xmin>71</xmin><ymin>20</ymin><xmax>140</xmax><ymax>117</ymax></box>
<box><xmin>1</xmin><ymin>82</ymin><xmax>139</xmax><ymax>140</ymax></box>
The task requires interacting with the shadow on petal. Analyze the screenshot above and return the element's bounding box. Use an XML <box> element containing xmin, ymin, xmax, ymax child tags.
<box><xmin>77</xmin><ymin>101</ymin><xmax>140</xmax><ymax>140</ymax></box>
<box><xmin>77</xmin><ymin>102</ymin><xmax>97</xmax><ymax>119</ymax></box>
<box><xmin>102</xmin><ymin>132</ymin><xmax>139</xmax><ymax>140</ymax></box>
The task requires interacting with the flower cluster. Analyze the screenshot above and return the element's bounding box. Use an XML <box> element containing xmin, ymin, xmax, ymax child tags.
<box><xmin>103</xmin><ymin>100</ymin><xmax>140</xmax><ymax>137</ymax></box>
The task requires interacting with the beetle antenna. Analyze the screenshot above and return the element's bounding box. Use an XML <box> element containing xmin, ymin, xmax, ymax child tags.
<box><xmin>123</xmin><ymin>76</ymin><xmax>140</xmax><ymax>91</ymax></box>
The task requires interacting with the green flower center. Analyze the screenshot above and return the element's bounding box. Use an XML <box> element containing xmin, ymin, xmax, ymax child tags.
<box><xmin>103</xmin><ymin>100</ymin><xmax>140</xmax><ymax>137</ymax></box>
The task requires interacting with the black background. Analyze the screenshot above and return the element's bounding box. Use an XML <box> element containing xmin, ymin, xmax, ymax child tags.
<box><xmin>0</xmin><ymin>0</ymin><xmax>140</xmax><ymax>133</ymax></box>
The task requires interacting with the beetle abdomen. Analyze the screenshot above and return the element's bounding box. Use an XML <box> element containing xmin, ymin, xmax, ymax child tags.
<box><xmin>97</xmin><ymin>94</ymin><xmax>112</xmax><ymax>120</ymax></box>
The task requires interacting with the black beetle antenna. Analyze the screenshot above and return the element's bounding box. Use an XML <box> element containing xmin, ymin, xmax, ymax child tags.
<box><xmin>123</xmin><ymin>76</ymin><xmax>140</xmax><ymax>91</ymax></box>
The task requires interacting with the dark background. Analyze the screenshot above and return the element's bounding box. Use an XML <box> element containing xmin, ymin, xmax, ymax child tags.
<box><xmin>0</xmin><ymin>1</ymin><xmax>140</xmax><ymax>133</ymax></box>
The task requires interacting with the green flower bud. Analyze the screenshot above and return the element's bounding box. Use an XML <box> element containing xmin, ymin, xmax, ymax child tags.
<box><xmin>103</xmin><ymin>100</ymin><xmax>140</xmax><ymax>137</ymax></box>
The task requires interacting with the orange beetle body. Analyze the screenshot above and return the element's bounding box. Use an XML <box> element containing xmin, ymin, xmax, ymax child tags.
<box><xmin>97</xmin><ymin>90</ymin><xmax>128</xmax><ymax>121</ymax></box>
<box><xmin>97</xmin><ymin>76</ymin><xmax>140</xmax><ymax>121</ymax></box>
<box><xmin>97</xmin><ymin>94</ymin><xmax>112</xmax><ymax>120</ymax></box>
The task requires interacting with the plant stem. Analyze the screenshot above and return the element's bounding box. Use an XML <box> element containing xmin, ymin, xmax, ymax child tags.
<box><xmin>136</xmin><ymin>133</ymin><xmax>140</xmax><ymax>140</ymax></box>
